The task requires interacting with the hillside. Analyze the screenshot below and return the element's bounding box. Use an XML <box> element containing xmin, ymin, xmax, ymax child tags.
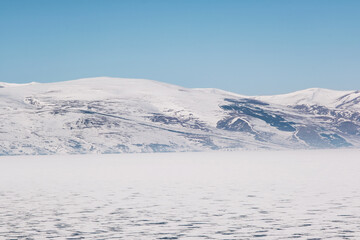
<box><xmin>1</xmin><ymin>77</ymin><xmax>360</xmax><ymax>155</ymax></box>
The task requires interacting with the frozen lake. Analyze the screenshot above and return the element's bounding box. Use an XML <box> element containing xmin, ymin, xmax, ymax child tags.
<box><xmin>0</xmin><ymin>150</ymin><xmax>360</xmax><ymax>239</ymax></box>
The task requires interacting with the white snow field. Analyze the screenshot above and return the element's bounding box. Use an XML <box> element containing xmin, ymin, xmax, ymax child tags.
<box><xmin>0</xmin><ymin>150</ymin><xmax>360</xmax><ymax>239</ymax></box>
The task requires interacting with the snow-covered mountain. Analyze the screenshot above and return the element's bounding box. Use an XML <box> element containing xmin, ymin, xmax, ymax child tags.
<box><xmin>1</xmin><ymin>77</ymin><xmax>360</xmax><ymax>155</ymax></box>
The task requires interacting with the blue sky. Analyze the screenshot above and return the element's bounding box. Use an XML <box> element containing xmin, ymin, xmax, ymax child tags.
<box><xmin>0</xmin><ymin>0</ymin><xmax>359</xmax><ymax>95</ymax></box>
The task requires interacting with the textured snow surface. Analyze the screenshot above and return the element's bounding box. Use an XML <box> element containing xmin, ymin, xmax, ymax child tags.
<box><xmin>1</xmin><ymin>77</ymin><xmax>360</xmax><ymax>155</ymax></box>
<box><xmin>1</xmin><ymin>150</ymin><xmax>360</xmax><ymax>239</ymax></box>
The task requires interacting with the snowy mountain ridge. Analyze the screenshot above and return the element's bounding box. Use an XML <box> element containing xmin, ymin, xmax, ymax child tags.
<box><xmin>255</xmin><ymin>88</ymin><xmax>360</xmax><ymax>109</ymax></box>
<box><xmin>1</xmin><ymin>77</ymin><xmax>360</xmax><ymax>155</ymax></box>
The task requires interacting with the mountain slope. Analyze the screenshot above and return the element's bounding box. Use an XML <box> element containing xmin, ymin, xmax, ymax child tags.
<box><xmin>1</xmin><ymin>77</ymin><xmax>359</xmax><ymax>155</ymax></box>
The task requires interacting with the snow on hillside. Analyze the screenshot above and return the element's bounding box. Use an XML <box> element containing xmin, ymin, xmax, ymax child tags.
<box><xmin>0</xmin><ymin>77</ymin><xmax>360</xmax><ymax>155</ymax></box>
<box><xmin>255</xmin><ymin>88</ymin><xmax>360</xmax><ymax>109</ymax></box>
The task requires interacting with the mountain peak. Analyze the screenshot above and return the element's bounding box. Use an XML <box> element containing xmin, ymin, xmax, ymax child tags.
<box><xmin>254</xmin><ymin>87</ymin><xmax>356</xmax><ymax>108</ymax></box>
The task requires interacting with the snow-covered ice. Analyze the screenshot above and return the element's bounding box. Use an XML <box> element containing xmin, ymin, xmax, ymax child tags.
<box><xmin>0</xmin><ymin>150</ymin><xmax>360</xmax><ymax>239</ymax></box>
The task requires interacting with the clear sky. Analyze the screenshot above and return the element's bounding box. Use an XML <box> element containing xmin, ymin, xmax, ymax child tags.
<box><xmin>0</xmin><ymin>0</ymin><xmax>359</xmax><ymax>95</ymax></box>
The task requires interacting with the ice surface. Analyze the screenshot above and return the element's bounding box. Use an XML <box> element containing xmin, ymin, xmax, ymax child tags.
<box><xmin>0</xmin><ymin>150</ymin><xmax>360</xmax><ymax>239</ymax></box>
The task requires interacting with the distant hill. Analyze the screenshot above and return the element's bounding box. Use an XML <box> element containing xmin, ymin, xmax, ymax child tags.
<box><xmin>1</xmin><ymin>77</ymin><xmax>360</xmax><ymax>155</ymax></box>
